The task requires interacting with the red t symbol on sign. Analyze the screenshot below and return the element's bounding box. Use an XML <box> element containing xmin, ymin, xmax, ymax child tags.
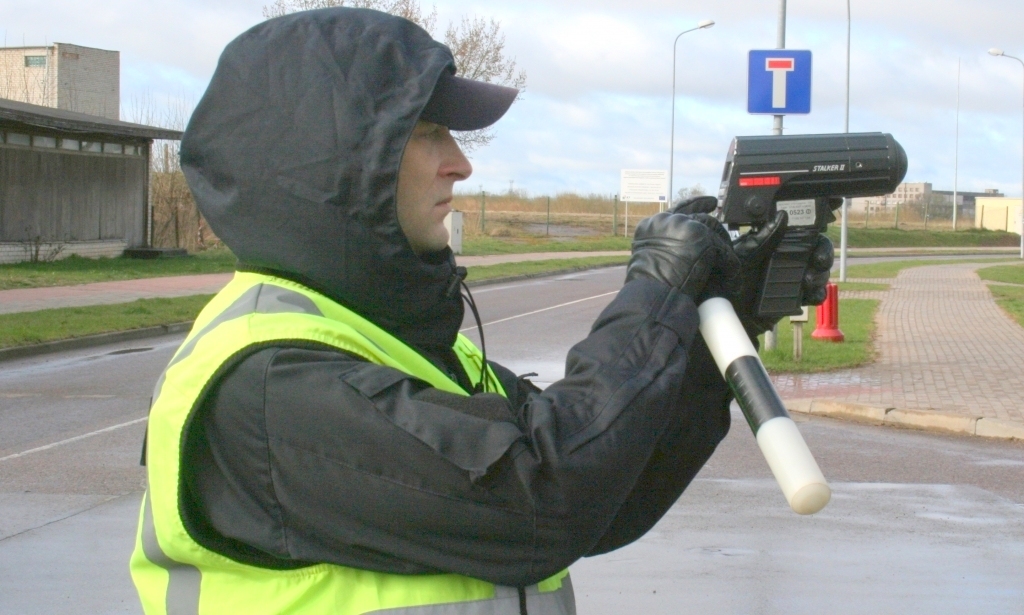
<box><xmin>766</xmin><ymin>58</ymin><xmax>795</xmax><ymax>108</ymax></box>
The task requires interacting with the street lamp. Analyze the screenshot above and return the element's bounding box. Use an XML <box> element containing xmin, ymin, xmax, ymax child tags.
<box><xmin>839</xmin><ymin>0</ymin><xmax>851</xmax><ymax>281</ymax></box>
<box><xmin>989</xmin><ymin>48</ymin><xmax>1024</xmax><ymax>260</ymax></box>
<box><xmin>668</xmin><ymin>19</ymin><xmax>715</xmax><ymax>210</ymax></box>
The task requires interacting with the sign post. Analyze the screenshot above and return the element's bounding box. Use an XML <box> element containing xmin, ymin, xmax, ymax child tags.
<box><xmin>619</xmin><ymin>169</ymin><xmax>669</xmax><ymax>205</ymax></box>
<box><xmin>790</xmin><ymin>306</ymin><xmax>809</xmax><ymax>361</ymax></box>
<box><xmin>619</xmin><ymin>170</ymin><xmax>668</xmax><ymax>237</ymax></box>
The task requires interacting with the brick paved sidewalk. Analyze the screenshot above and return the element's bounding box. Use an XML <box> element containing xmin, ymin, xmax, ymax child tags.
<box><xmin>773</xmin><ymin>263</ymin><xmax>1024</xmax><ymax>424</ymax></box>
<box><xmin>0</xmin><ymin>252</ymin><xmax>630</xmax><ymax>315</ymax></box>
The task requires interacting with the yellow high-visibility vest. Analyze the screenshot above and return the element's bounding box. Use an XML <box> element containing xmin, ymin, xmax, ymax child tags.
<box><xmin>130</xmin><ymin>271</ymin><xmax>573</xmax><ymax>614</ymax></box>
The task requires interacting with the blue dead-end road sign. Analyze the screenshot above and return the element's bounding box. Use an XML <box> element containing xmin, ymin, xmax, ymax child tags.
<box><xmin>748</xmin><ymin>50</ymin><xmax>812</xmax><ymax>115</ymax></box>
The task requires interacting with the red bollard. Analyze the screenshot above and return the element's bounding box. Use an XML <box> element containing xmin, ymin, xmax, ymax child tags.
<box><xmin>811</xmin><ymin>282</ymin><xmax>845</xmax><ymax>342</ymax></box>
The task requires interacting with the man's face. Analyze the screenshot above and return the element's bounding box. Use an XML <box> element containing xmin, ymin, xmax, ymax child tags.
<box><xmin>396</xmin><ymin>121</ymin><xmax>472</xmax><ymax>255</ymax></box>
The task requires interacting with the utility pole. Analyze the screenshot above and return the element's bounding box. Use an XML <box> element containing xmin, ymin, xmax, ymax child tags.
<box><xmin>765</xmin><ymin>0</ymin><xmax>787</xmax><ymax>352</ymax></box>
<box><xmin>839</xmin><ymin>0</ymin><xmax>851</xmax><ymax>281</ymax></box>
<box><xmin>953</xmin><ymin>57</ymin><xmax>961</xmax><ymax>231</ymax></box>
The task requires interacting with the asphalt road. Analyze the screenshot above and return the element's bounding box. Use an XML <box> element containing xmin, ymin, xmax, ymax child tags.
<box><xmin>1</xmin><ymin>265</ymin><xmax>1022</xmax><ymax>614</ymax></box>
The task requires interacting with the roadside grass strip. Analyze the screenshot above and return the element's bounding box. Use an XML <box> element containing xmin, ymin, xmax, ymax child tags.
<box><xmin>837</xmin><ymin>281</ymin><xmax>890</xmax><ymax>292</ymax></box>
<box><xmin>0</xmin><ymin>259</ymin><xmax>629</xmax><ymax>350</ymax></box>
<box><xmin>0</xmin><ymin>248</ymin><xmax>236</xmax><ymax>290</ymax></box>
<box><xmin>988</xmin><ymin>286</ymin><xmax>1024</xmax><ymax>328</ymax></box>
<box><xmin>760</xmin><ymin>298</ymin><xmax>879</xmax><ymax>374</ymax></box>
<box><xmin>465</xmin><ymin>256</ymin><xmax>628</xmax><ymax>281</ymax></box>
<box><xmin>824</xmin><ymin>227</ymin><xmax>1020</xmax><ymax>248</ymax></box>
<box><xmin>0</xmin><ymin>296</ymin><xmax>214</xmax><ymax>349</ymax></box>
<box><xmin>977</xmin><ymin>263</ymin><xmax>1024</xmax><ymax>285</ymax></box>
<box><xmin>462</xmin><ymin>236</ymin><xmax>631</xmax><ymax>256</ymax></box>
<box><xmin>845</xmin><ymin>258</ymin><xmax>1015</xmax><ymax>279</ymax></box>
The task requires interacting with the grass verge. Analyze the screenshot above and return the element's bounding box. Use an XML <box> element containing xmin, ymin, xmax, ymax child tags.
<box><xmin>977</xmin><ymin>263</ymin><xmax>1024</xmax><ymax>285</ymax></box>
<box><xmin>988</xmin><ymin>285</ymin><xmax>1024</xmax><ymax>328</ymax></box>
<box><xmin>462</xmin><ymin>236</ymin><xmax>631</xmax><ymax>256</ymax></box>
<box><xmin>0</xmin><ymin>295</ymin><xmax>214</xmax><ymax>349</ymax></box>
<box><xmin>0</xmin><ymin>248</ymin><xmax>236</xmax><ymax>290</ymax></box>
<box><xmin>759</xmin><ymin>298</ymin><xmax>879</xmax><ymax>373</ymax></box>
<box><xmin>466</xmin><ymin>256</ymin><xmax>627</xmax><ymax>282</ymax></box>
<box><xmin>0</xmin><ymin>258</ymin><xmax>628</xmax><ymax>349</ymax></box>
<box><xmin>838</xmin><ymin>281</ymin><xmax>890</xmax><ymax>292</ymax></box>
<box><xmin>824</xmin><ymin>227</ymin><xmax>1020</xmax><ymax>248</ymax></box>
<box><xmin>845</xmin><ymin>258</ymin><xmax>1015</xmax><ymax>279</ymax></box>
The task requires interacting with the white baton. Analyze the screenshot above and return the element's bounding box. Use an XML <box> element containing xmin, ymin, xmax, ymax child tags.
<box><xmin>698</xmin><ymin>297</ymin><xmax>831</xmax><ymax>515</ymax></box>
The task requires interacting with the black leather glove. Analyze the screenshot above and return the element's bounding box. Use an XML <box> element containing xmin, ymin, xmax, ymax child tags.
<box><xmin>626</xmin><ymin>212</ymin><xmax>740</xmax><ymax>304</ymax></box>
<box><xmin>671</xmin><ymin>195</ymin><xmax>718</xmax><ymax>216</ymax></box>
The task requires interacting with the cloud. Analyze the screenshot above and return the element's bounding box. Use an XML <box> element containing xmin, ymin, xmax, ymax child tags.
<box><xmin>5</xmin><ymin>0</ymin><xmax>1024</xmax><ymax>196</ymax></box>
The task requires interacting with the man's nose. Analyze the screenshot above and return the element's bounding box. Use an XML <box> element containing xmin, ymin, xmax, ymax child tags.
<box><xmin>440</xmin><ymin>134</ymin><xmax>472</xmax><ymax>181</ymax></box>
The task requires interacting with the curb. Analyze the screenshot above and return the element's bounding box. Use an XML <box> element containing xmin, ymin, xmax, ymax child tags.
<box><xmin>0</xmin><ymin>322</ymin><xmax>194</xmax><ymax>363</ymax></box>
<box><xmin>785</xmin><ymin>398</ymin><xmax>1024</xmax><ymax>442</ymax></box>
<box><xmin>0</xmin><ymin>263</ymin><xmax>627</xmax><ymax>363</ymax></box>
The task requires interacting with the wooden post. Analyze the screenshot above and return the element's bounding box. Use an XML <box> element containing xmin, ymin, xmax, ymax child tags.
<box><xmin>546</xmin><ymin>196</ymin><xmax>551</xmax><ymax>236</ymax></box>
<box><xmin>612</xmin><ymin>195</ymin><xmax>618</xmax><ymax>236</ymax></box>
<box><xmin>894</xmin><ymin>202</ymin><xmax>899</xmax><ymax>229</ymax></box>
<box><xmin>480</xmin><ymin>190</ymin><xmax>486</xmax><ymax>233</ymax></box>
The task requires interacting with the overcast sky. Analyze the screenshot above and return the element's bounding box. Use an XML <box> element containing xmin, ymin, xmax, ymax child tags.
<box><xmin>5</xmin><ymin>0</ymin><xmax>1024</xmax><ymax>198</ymax></box>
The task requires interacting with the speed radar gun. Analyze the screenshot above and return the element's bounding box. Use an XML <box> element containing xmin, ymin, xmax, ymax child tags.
<box><xmin>699</xmin><ymin>132</ymin><xmax>908</xmax><ymax>515</ymax></box>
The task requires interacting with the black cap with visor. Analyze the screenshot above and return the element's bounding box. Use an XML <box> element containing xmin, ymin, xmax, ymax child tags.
<box><xmin>419</xmin><ymin>70</ymin><xmax>519</xmax><ymax>131</ymax></box>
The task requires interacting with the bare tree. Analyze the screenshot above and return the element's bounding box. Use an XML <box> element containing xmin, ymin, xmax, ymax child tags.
<box><xmin>675</xmin><ymin>184</ymin><xmax>707</xmax><ymax>202</ymax></box>
<box><xmin>261</xmin><ymin>0</ymin><xmax>524</xmax><ymax>152</ymax></box>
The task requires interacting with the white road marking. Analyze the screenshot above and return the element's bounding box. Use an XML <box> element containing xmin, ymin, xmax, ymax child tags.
<box><xmin>0</xmin><ymin>417</ymin><xmax>147</xmax><ymax>463</ymax></box>
<box><xmin>461</xmin><ymin>291</ymin><xmax>618</xmax><ymax>332</ymax></box>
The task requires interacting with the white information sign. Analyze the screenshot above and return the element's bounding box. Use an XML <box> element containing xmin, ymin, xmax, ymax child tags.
<box><xmin>776</xmin><ymin>199</ymin><xmax>817</xmax><ymax>227</ymax></box>
<box><xmin>620</xmin><ymin>169</ymin><xmax>668</xmax><ymax>203</ymax></box>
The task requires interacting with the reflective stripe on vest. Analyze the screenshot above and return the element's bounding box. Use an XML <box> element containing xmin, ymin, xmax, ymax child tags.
<box><xmin>130</xmin><ymin>272</ymin><xmax>574</xmax><ymax>615</ymax></box>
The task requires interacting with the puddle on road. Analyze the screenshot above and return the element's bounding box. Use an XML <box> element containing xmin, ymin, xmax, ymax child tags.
<box><xmin>106</xmin><ymin>347</ymin><xmax>153</xmax><ymax>356</ymax></box>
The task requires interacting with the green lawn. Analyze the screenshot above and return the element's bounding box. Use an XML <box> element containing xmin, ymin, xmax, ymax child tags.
<box><xmin>989</xmin><ymin>285</ymin><xmax>1024</xmax><ymax>327</ymax></box>
<box><xmin>0</xmin><ymin>258</ymin><xmax>628</xmax><ymax>349</ymax></box>
<box><xmin>0</xmin><ymin>295</ymin><xmax>213</xmax><ymax>349</ymax></box>
<box><xmin>759</xmin><ymin>298</ymin><xmax>878</xmax><ymax>373</ymax></box>
<box><xmin>977</xmin><ymin>263</ymin><xmax>1024</xmax><ymax>285</ymax></box>
<box><xmin>844</xmin><ymin>258</ymin><xmax>1015</xmax><ymax>279</ymax></box>
<box><xmin>837</xmin><ymin>281</ymin><xmax>890</xmax><ymax>292</ymax></box>
<box><xmin>466</xmin><ymin>256</ymin><xmax>627</xmax><ymax>282</ymax></box>
<box><xmin>0</xmin><ymin>248</ymin><xmax>236</xmax><ymax>290</ymax></box>
<box><xmin>462</xmin><ymin>236</ymin><xmax>631</xmax><ymax>256</ymax></box>
<box><xmin>824</xmin><ymin>226</ymin><xmax>1020</xmax><ymax>248</ymax></box>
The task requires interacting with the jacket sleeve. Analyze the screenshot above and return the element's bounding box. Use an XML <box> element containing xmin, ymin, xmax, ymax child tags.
<box><xmin>181</xmin><ymin>278</ymin><xmax>730</xmax><ymax>587</ymax></box>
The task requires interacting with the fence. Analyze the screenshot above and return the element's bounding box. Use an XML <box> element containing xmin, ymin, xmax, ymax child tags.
<box><xmin>451</xmin><ymin>192</ymin><xmax>662</xmax><ymax>239</ymax></box>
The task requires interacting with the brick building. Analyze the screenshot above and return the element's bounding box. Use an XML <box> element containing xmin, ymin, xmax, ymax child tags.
<box><xmin>0</xmin><ymin>43</ymin><xmax>119</xmax><ymax>120</ymax></box>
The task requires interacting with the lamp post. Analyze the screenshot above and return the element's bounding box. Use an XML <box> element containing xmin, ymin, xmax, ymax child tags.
<box><xmin>839</xmin><ymin>0</ymin><xmax>852</xmax><ymax>281</ymax></box>
<box><xmin>989</xmin><ymin>48</ymin><xmax>1024</xmax><ymax>259</ymax></box>
<box><xmin>668</xmin><ymin>19</ymin><xmax>715</xmax><ymax>209</ymax></box>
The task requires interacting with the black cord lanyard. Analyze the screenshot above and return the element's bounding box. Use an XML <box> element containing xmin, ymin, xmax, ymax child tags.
<box><xmin>447</xmin><ymin>266</ymin><xmax>493</xmax><ymax>394</ymax></box>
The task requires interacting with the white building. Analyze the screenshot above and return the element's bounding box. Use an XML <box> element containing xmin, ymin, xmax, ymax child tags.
<box><xmin>0</xmin><ymin>43</ymin><xmax>119</xmax><ymax>120</ymax></box>
<box><xmin>975</xmin><ymin>197</ymin><xmax>1023</xmax><ymax>233</ymax></box>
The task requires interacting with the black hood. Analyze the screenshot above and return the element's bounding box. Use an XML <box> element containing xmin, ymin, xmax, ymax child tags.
<box><xmin>181</xmin><ymin>8</ymin><xmax>464</xmax><ymax>353</ymax></box>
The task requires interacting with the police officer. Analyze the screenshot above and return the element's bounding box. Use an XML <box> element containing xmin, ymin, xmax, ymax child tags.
<box><xmin>129</xmin><ymin>7</ymin><xmax>819</xmax><ymax>614</ymax></box>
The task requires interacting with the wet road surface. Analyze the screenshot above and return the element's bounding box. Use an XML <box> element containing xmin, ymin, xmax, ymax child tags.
<box><xmin>1</xmin><ymin>266</ymin><xmax>1021</xmax><ymax>613</ymax></box>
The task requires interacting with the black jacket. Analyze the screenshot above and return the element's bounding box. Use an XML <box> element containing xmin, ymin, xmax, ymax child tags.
<box><xmin>176</xmin><ymin>8</ymin><xmax>731</xmax><ymax>589</ymax></box>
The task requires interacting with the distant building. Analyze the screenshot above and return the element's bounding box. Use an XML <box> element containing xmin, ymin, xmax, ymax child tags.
<box><xmin>0</xmin><ymin>43</ymin><xmax>119</xmax><ymax>120</ymax></box>
<box><xmin>0</xmin><ymin>98</ymin><xmax>180</xmax><ymax>264</ymax></box>
<box><xmin>932</xmin><ymin>188</ymin><xmax>1003</xmax><ymax>220</ymax></box>
<box><xmin>851</xmin><ymin>183</ymin><xmax>1003</xmax><ymax>220</ymax></box>
<box><xmin>975</xmin><ymin>197</ymin><xmax>1023</xmax><ymax>233</ymax></box>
